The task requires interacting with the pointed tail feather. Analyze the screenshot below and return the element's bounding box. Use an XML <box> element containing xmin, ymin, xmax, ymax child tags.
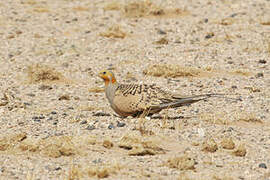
<box><xmin>155</xmin><ymin>93</ymin><xmax>241</xmax><ymax>109</ymax></box>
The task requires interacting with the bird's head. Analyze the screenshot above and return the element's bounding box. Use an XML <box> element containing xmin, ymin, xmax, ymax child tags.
<box><xmin>98</xmin><ymin>69</ymin><xmax>117</xmax><ymax>85</ymax></box>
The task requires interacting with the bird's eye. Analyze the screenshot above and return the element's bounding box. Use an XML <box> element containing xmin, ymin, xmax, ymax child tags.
<box><xmin>103</xmin><ymin>71</ymin><xmax>106</xmax><ymax>75</ymax></box>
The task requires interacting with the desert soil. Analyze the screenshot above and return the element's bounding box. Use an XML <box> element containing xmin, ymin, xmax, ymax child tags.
<box><xmin>0</xmin><ymin>0</ymin><xmax>269</xmax><ymax>179</ymax></box>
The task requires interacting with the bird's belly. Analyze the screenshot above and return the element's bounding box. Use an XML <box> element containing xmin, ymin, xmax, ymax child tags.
<box><xmin>110</xmin><ymin>103</ymin><xmax>137</xmax><ymax>117</ymax></box>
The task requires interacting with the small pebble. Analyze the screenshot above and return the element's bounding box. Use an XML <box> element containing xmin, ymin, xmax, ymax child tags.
<box><xmin>259</xmin><ymin>163</ymin><xmax>267</xmax><ymax>169</ymax></box>
<box><xmin>26</xmin><ymin>93</ymin><xmax>35</xmax><ymax>97</ymax></box>
<box><xmin>230</xmin><ymin>13</ymin><xmax>238</xmax><ymax>17</ymax></box>
<box><xmin>255</xmin><ymin>73</ymin><xmax>264</xmax><ymax>78</ymax></box>
<box><xmin>55</xmin><ymin>167</ymin><xmax>61</xmax><ymax>171</ymax></box>
<box><xmin>117</xmin><ymin>121</ymin><xmax>126</xmax><ymax>127</ymax></box>
<box><xmin>231</xmin><ymin>85</ymin><xmax>237</xmax><ymax>89</ymax></box>
<box><xmin>258</xmin><ymin>59</ymin><xmax>267</xmax><ymax>64</ymax></box>
<box><xmin>53</xmin><ymin>120</ymin><xmax>58</xmax><ymax>125</ymax></box>
<box><xmin>33</xmin><ymin>119</ymin><xmax>41</xmax><ymax>122</ymax></box>
<box><xmin>80</xmin><ymin>120</ymin><xmax>87</xmax><ymax>125</ymax></box>
<box><xmin>157</xmin><ymin>29</ymin><xmax>167</xmax><ymax>35</ymax></box>
<box><xmin>108</xmin><ymin>124</ymin><xmax>115</xmax><ymax>129</ymax></box>
<box><xmin>86</xmin><ymin>125</ymin><xmax>95</xmax><ymax>130</ymax></box>
<box><xmin>47</xmin><ymin>117</ymin><xmax>53</xmax><ymax>121</ymax></box>
<box><xmin>39</xmin><ymin>115</ymin><xmax>45</xmax><ymax>119</ymax></box>
<box><xmin>51</xmin><ymin>111</ymin><xmax>57</xmax><ymax>115</ymax></box>
<box><xmin>205</xmin><ymin>32</ymin><xmax>214</xmax><ymax>39</ymax></box>
<box><xmin>92</xmin><ymin>158</ymin><xmax>102</xmax><ymax>164</ymax></box>
<box><xmin>93</xmin><ymin>112</ymin><xmax>111</xmax><ymax>116</ymax></box>
<box><xmin>23</xmin><ymin>102</ymin><xmax>31</xmax><ymax>106</ymax></box>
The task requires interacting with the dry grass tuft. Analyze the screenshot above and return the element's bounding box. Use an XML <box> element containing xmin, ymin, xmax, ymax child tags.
<box><xmin>0</xmin><ymin>132</ymin><xmax>27</xmax><ymax>151</ymax></box>
<box><xmin>202</xmin><ymin>138</ymin><xmax>218</xmax><ymax>153</ymax></box>
<box><xmin>143</xmin><ymin>64</ymin><xmax>205</xmax><ymax>78</ymax></box>
<box><xmin>177</xmin><ymin>172</ymin><xmax>193</xmax><ymax>180</ymax></box>
<box><xmin>32</xmin><ymin>7</ymin><xmax>49</xmax><ymax>13</ymax></box>
<box><xmin>155</xmin><ymin>37</ymin><xmax>169</xmax><ymax>45</ymax></box>
<box><xmin>103</xmin><ymin>140</ymin><xmax>114</xmax><ymax>149</ymax></box>
<box><xmin>118</xmin><ymin>131</ymin><xmax>164</xmax><ymax>156</ymax></box>
<box><xmin>199</xmin><ymin>112</ymin><xmax>229</xmax><ymax>125</ymax></box>
<box><xmin>27</xmin><ymin>64</ymin><xmax>65</xmax><ymax>83</ymax></box>
<box><xmin>72</xmin><ymin>6</ymin><xmax>89</xmax><ymax>12</ymax></box>
<box><xmin>58</xmin><ymin>94</ymin><xmax>70</xmax><ymax>101</ymax></box>
<box><xmin>17</xmin><ymin>135</ymin><xmax>97</xmax><ymax>158</ymax></box>
<box><xmin>232</xmin><ymin>144</ymin><xmax>246</xmax><ymax>157</ymax></box>
<box><xmin>166</xmin><ymin>155</ymin><xmax>196</xmax><ymax>170</ymax></box>
<box><xmin>67</xmin><ymin>163</ymin><xmax>121</xmax><ymax>179</ymax></box>
<box><xmin>230</xmin><ymin>69</ymin><xmax>252</xmax><ymax>76</ymax></box>
<box><xmin>261</xmin><ymin>21</ymin><xmax>270</xmax><ymax>25</ymax></box>
<box><xmin>122</xmin><ymin>0</ymin><xmax>189</xmax><ymax>18</ymax></box>
<box><xmin>87</xmin><ymin>164</ymin><xmax>121</xmax><ymax>178</ymax></box>
<box><xmin>220</xmin><ymin>17</ymin><xmax>235</xmax><ymax>25</ymax></box>
<box><xmin>68</xmin><ymin>165</ymin><xmax>83</xmax><ymax>180</ymax></box>
<box><xmin>88</xmin><ymin>87</ymin><xmax>104</xmax><ymax>93</ymax></box>
<box><xmin>237</xmin><ymin>112</ymin><xmax>262</xmax><ymax>123</ymax></box>
<box><xmin>212</xmin><ymin>175</ymin><xmax>234</xmax><ymax>180</ymax></box>
<box><xmin>220</xmin><ymin>137</ymin><xmax>235</xmax><ymax>150</ymax></box>
<box><xmin>38</xmin><ymin>136</ymin><xmax>78</xmax><ymax>158</ymax></box>
<box><xmin>103</xmin><ymin>1</ymin><xmax>122</xmax><ymax>11</ymax></box>
<box><xmin>100</xmin><ymin>25</ymin><xmax>127</xmax><ymax>39</ymax></box>
<box><xmin>0</xmin><ymin>92</ymin><xmax>9</xmax><ymax>106</ymax></box>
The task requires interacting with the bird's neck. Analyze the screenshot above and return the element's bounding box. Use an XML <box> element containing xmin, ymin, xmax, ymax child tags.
<box><xmin>104</xmin><ymin>76</ymin><xmax>116</xmax><ymax>86</ymax></box>
<box><xmin>105</xmin><ymin>80</ymin><xmax>118</xmax><ymax>104</ymax></box>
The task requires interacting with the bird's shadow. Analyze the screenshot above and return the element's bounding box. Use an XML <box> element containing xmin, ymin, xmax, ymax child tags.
<box><xmin>150</xmin><ymin>115</ymin><xmax>191</xmax><ymax>120</ymax></box>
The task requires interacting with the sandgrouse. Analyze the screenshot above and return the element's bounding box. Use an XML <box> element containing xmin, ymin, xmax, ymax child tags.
<box><xmin>99</xmin><ymin>70</ymin><xmax>224</xmax><ymax>117</ymax></box>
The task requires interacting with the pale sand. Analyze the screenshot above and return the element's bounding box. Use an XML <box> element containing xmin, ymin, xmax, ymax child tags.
<box><xmin>0</xmin><ymin>0</ymin><xmax>269</xmax><ymax>179</ymax></box>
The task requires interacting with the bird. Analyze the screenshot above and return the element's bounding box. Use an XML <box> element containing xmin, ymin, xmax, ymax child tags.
<box><xmin>98</xmin><ymin>69</ymin><xmax>234</xmax><ymax>118</ymax></box>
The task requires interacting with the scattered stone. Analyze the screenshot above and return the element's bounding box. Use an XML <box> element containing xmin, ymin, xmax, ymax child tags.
<box><xmin>108</xmin><ymin>124</ymin><xmax>115</xmax><ymax>130</ymax></box>
<box><xmin>259</xmin><ymin>163</ymin><xmax>267</xmax><ymax>169</ymax></box>
<box><xmin>53</xmin><ymin>120</ymin><xmax>58</xmax><ymax>125</ymax></box>
<box><xmin>117</xmin><ymin>121</ymin><xmax>126</xmax><ymax>127</ymax></box>
<box><xmin>205</xmin><ymin>32</ymin><xmax>214</xmax><ymax>39</ymax></box>
<box><xmin>51</xmin><ymin>111</ymin><xmax>57</xmax><ymax>115</ymax></box>
<box><xmin>92</xmin><ymin>158</ymin><xmax>102</xmax><ymax>164</ymax></box>
<box><xmin>39</xmin><ymin>115</ymin><xmax>45</xmax><ymax>119</ymax></box>
<box><xmin>157</xmin><ymin>29</ymin><xmax>167</xmax><ymax>35</ymax></box>
<box><xmin>26</xmin><ymin>93</ymin><xmax>35</xmax><ymax>97</ymax></box>
<box><xmin>58</xmin><ymin>95</ymin><xmax>70</xmax><ymax>101</ymax></box>
<box><xmin>39</xmin><ymin>85</ymin><xmax>53</xmax><ymax>90</ymax></box>
<box><xmin>258</xmin><ymin>59</ymin><xmax>267</xmax><ymax>64</ymax></box>
<box><xmin>33</xmin><ymin>119</ymin><xmax>41</xmax><ymax>122</ymax></box>
<box><xmin>93</xmin><ymin>112</ymin><xmax>111</xmax><ymax>116</ymax></box>
<box><xmin>32</xmin><ymin>116</ymin><xmax>39</xmax><ymax>120</ymax></box>
<box><xmin>231</xmin><ymin>85</ymin><xmax>237</xmax><ymax>89</ymax></box>
<box><xmin>23</xmin><ymin>102</ymin><xmax>31</xmax><ymax>106</ymax></box>
<box><xmin>55</xmin><ymin>167</ymin><xmax>61</xmax><ymax>171</ymax></box>
<box><xmin>86</xmin><ymin>125</ymin><xmax>95</xmax><ymax>130</ymax></box>
<box><xmin>80</xmin><ymin>120</ymin><xmax>87</xmax><ymax>125</ymax></box>
<box><xmin>47</xmin><ymin>117</ymin><xmax>53</xmax><ymax>121</ymax></box>
<box><xmin>255</xmin><ymin>73</ymin><xmax>264</xmax><ymax>78</ymax></box>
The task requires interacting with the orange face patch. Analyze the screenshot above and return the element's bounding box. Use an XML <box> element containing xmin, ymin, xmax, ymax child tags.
<box><xmin>99</xmin><ymin>70</ymin><xmax>116</xmax><ymax>85</ymax></box>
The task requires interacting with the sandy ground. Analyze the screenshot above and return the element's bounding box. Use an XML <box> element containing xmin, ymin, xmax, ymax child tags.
<box><xmin>0</xmin><ymin>0</ymin><xmax>269</xmax><ymax>179</ymax></box>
